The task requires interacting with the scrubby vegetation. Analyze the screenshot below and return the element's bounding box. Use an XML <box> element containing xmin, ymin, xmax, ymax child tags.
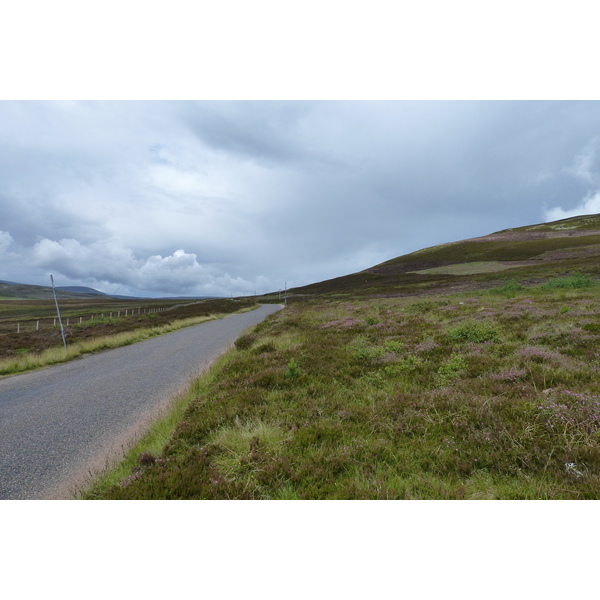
<box><xmin>85</xmin><ymin>276</ymin><xmax>600</xmax><ymax>499</ymax></box>
<box><xmin>78</xmin><ymin>214</ymin><xmax>600</xmax><ymax>499</ymax></box>
<box><xmin>0</xmin><ymin>298</ymin><xmax>257</xmax><ymax>375</ymax></box>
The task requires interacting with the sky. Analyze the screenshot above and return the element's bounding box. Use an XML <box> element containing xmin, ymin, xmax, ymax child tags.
<box><xmin>2</xmin><ymin>100</ymin><xmax>600</xmax><ymax>298</ymax></box>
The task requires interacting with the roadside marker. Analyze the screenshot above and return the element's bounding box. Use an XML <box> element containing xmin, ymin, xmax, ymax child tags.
<box><xmin>50</xmin><ymin>275</ymin><xmax>67</xmax><ymax>350</ymax></box>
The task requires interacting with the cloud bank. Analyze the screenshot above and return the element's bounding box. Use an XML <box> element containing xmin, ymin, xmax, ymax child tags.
<box><xmin>2</xmin><ymin>101</ymin><xmax>600</xmax><ymax>297</ymax></box>
<box><xmin>545</xmin><ymin>191</ymin><xmax>600</xmax><ymax>222</ymax></box>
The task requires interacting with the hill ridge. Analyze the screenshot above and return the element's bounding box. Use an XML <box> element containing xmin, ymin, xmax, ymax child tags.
<box><xmin>288</xmin><ymin>213</ymin><xmax>600</xmax><ymax>298</ymax></box>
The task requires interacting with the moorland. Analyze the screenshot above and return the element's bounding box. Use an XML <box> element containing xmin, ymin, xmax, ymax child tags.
<box><xmin>7</xmin><ymin>214</ymin><xmax>600</xmax><ymax>499</ymax></box>
<box><xmin>0</xmin><ymin>291</ymin><xmax>257</xmax><ymax>376</ymax></box>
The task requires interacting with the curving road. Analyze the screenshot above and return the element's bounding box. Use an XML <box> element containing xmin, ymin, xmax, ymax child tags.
<box><xmin>0</xmin><ymin>304</ymin><xmax>283</xmax><ymax>500</ymax></box>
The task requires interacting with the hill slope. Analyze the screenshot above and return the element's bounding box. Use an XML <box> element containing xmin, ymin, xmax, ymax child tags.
<box><xmin>56</xmin><ymin>286</ymin><xmax>108</xmax><ymax>296</ymax></box>
<box><xmin>0</xmin><ymin>280</ymin><xmax>110</xmax><ymax>300</ymax></box>
<box><xmin>289</xmin><ymin>214</ymin><xmax>600</xmax><ymax>297</ymax></box>
<box><xmin>87</xmin><ymin>212</ymin><xmax>600</xmax><ymax>500</ymax></box>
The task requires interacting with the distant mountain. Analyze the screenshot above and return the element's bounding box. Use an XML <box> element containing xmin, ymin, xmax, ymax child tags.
<box><xmin>57</xmin><ymin>286</ymin><xmax>108</xmax><ymax>296</ymax></box>
<box><xmin>0</xmin><ymin>280</ymin><xmax>139</xmax><ymax>300</ymax></box>
<box><xmin>0</xmin><ymin>280</ymin><xmax>220</xmax><ymax>301</ymax></box>
<box><xmin>0</xmin><ymin>280</ymin><xmax>109</xmax><ymax>300</ymax></box>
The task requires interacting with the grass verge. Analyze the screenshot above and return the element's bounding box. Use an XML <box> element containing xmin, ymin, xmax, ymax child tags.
<box><xmin>80</xmin><ymin>368</ymin><xmax>228</xmax><ymax>498</ymax></box>
<box><xmin>0</xmin><ymin>311</ymin><xmax>255</xmax><ymax>378</ymax></box>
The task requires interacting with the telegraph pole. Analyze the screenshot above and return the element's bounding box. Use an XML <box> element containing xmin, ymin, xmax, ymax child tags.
<box><xmin>50</xmin><ymin>274</ymin><xmax>67</xmax><ymax>349</ymax></box>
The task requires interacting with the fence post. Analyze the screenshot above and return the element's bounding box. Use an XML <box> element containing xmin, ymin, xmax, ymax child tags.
<box><xmin>50</xmin><ymin>275</ymin><xmax>67</xmax><ymax>349</ymax></box>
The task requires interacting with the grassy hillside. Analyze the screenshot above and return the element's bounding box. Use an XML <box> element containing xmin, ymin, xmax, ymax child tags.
<box><xmin>286</xmin><ymin>214</ymin><xmax>600</xmax><ymax>298</ymax></box>
<box><xmin>0</xmin><ymin>280</ymin><xmax>108</xmax><ymax>300</ymax></box>
<box><xmin>83</xmin><ymin>214</ymin><xmax>600</xmax><ymax>499</ymax></box>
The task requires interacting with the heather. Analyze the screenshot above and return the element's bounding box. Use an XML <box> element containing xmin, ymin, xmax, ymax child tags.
<box><xmin>85</xmin><ymin>279</ymin><xmax>600</xmax><ymax>499</ymax></box>
<box><xmin>0</xmin><ymin>298</ymin><xmax>257</xmax><ymax>376</ymax></box>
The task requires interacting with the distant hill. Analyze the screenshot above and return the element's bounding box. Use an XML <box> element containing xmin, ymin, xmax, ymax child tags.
<box><xmin>0</xmin><ymin>280</ymin><xmax>221</xmax><ymax>301</ymax></box>
<box><xmin>288</xmin><ymin>213</ymin><xmax>600</xmax><ymax>298</ymax></box>
<box><xmin>1</xmin><ymin>280</ymin><xmax>92</xmax><ymax>300</ymax></box>
<box><xmin>0</xmin><ymin>280</ymin><xmax>133</xmax><ymax>300</ymax></box>
<box><xmin>56</xmin><ymin>286</ymin><xmax>108</xmax><ymax>296</ymax></box>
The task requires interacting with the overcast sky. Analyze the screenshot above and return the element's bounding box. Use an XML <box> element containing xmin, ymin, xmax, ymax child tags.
<box><xmin>1</xmin><ymin>101</ymin><xmax>600</xmax><ymax>297</ymax></box>
<box><xmin>5</xmin><ymin>1</ymin><xmax>600</xmax><ymax>585</ymax></box>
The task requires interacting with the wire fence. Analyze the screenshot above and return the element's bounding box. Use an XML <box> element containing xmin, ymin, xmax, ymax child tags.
<box><xmin>0</xmin><ymin>305</ymin><xmax>172</xmax><ymax>336</ymax></box>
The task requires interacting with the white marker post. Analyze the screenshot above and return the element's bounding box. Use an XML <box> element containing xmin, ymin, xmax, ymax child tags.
<box><xmin>50</xmin><ymin>274</ymin><xmax>67</xmax><ymax>350</ymax></box>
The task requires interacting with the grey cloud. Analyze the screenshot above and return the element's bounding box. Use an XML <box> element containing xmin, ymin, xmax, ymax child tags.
<box><xmin>183</xmin><ymin>101</ymin><xmax>320</xmax><ymax>166</ymax></box>
<box><xmin>2</xmin><ymin>101</ymin><xmax>600</xmax><ymax>297</ymax></box>
<box><xmin>0</xmin><ymin>230</ymin><xmax>14</xmax><ymax>256</ymax></box>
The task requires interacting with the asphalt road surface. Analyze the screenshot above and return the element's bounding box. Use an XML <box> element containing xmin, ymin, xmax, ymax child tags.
<box><xmin>0</xmin><ymin>304</ymin><xmax>283</xmax><ymax>500</ymax></box>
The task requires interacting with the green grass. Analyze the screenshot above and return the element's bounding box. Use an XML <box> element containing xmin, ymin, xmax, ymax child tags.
<box><xmin>412</xmin><ymin>261</ymin><xmax>524</xmax><ymax>275</ymax></box>
<box><xmin>541</xmin><ymin>274</ymin><xmax>597</xmax><ymax>290</ymax></box>
<box><xmin>446</xmin><ymin>320</ymin><xmax>502</xmax><ymax>343</ymax></box>
<box><xmin>84</xmin><ymin>279</ymin><xmax>600</xmax><ymax>499</ymax></box>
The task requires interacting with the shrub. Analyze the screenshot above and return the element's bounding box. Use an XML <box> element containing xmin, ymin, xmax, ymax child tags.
<box><xmin>484</xmin><ymin>280</ymin><xmax>524</xmax><ymax>297</ymax></box>
<box><xmin>384</xmin><ymin>355</ymin><xmax>423</xmax><ymax>375</ymax></box>
<box><xmin>255</xmin><ymin>342</ymin><xmax>277</xmax><ymax>354</ymax></box>
<box><xmin>285</xmin><ymin>358</ymin><xmax>301</xmax><ymax>379</ymax></box>
<box><xmin>235</xmin><ymin>333</ymin><xmax>257</xmax><ymax>350</ymax></box>
<box><xmin>542</xmin><ymin>274</ymin><xmax>596</xmax><ymax>291</ymax></box>
<box><xmin>446</xmin><ymin>320</ymin><xmax>501</xmax><ymax>343</ymax></box>
<box><xmin>350</xmin><ymin>336</ymin><xmax>385</xmax><ymax>361</ymax></box>
<box><xmin>385</xmin><ymin>340</ymin><xmax>404</xmax><ymax>353</ymax></box>
<box><xmin>437</xmin><ymin>353</ymin><xmax>467</xmax><ymax>383</ymax></box>
<box><xmin>137</xmin><ymin>452</ymin><xmax>157</xmax><ymax>466</ymax></box>
<box><xmin>408</xmin><ymin>300</ymin><xmax>437</xmax><ymax>313</ymax></box>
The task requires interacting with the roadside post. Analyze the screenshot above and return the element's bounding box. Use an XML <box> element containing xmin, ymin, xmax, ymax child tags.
<box><xmin>50</xmin><ymin>274</ymin><xmax>67</xmax><ymax>350</ymax></box>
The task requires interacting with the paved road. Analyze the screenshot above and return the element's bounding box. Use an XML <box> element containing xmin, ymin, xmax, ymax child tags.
<box><xmin>0</xmin><ymin>304</ymin><xmax>283</xmax><ymax>500</ymax></box>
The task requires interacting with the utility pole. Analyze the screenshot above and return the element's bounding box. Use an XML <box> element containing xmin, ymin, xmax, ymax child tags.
<box><xmin>50</xmin><ymin>274</ymin><xmax>67</xmax><ymax>349</ymax></box>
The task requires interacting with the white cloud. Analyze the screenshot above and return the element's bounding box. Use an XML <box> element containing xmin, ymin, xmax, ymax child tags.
<box><xmin>563</xmin><ymin>139</ymin><xmax>600</xmax><ymax>185</ymax></box>
<box><xmin>0</xmin><ymin>230</ymin><xmax>13</xmax><ymax>254</ymax></box>
<box><xmin>29</xmin><ymin>237</ymin><xmax>271</xmax><ymax>297</ymax></box>
<box><xmin>544</xmin><ymin>190</ymin><xmax>600</xmax><ymax>222</ymax></box>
